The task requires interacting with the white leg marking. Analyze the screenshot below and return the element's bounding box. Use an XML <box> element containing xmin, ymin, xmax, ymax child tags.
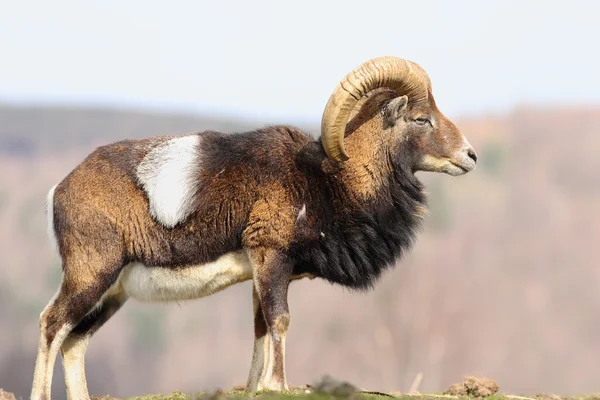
<box><xmin>31</xmin><ymin>288</ymin><xmax>59</xmax><ymax>400</ymax></box>
<box><xmin>136</xmin><ymin>134</ymin><xmax>201</xmax><ymax>228</ymax></box>
<box><xmin>256</xmin><ymin>333</ymin><xmax>288</xmax><ymax>391</ymax></box>
<box><xmin>277</xmin><ymin>335</ymin><xmax>288</xmax><ymax>390</ymax></box>
<box><xmin>31</xmin><ymin>322</ymin><xmax>72</xmax><ymax>400</ymax></box>
<box><xmin>120</xmin><ymin>250</ymin><xmax>253</xmax><ymax>302</ymax></box>
<box><xmin>257</xmin><ymin>334</ymin><xmax>274</xmax><ymax>390</ymax></box>
<box><xmin>61</xmin><ymin>335</ymin><xmax>91</xmax><ymax>400</ymax></box>
<box><xmin>247</xmin><ymin>335</ymin><xmax>267</xmax><ymax>392</ymax></box>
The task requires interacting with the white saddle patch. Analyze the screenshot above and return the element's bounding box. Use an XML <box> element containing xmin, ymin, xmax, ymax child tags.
<box><xmin>137</xmin><ymin>135</ymin><xmax>201</xmax><ymax>228</ymax></box>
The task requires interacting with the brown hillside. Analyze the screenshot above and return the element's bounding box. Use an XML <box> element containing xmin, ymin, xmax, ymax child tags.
<box><xmin>1</xmin><ymin>105</ymin><xmax>599</xmax><ymax>399</ymax></box>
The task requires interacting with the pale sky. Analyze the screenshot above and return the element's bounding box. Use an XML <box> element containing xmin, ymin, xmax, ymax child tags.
<box><xmin>1</xmin><ymin>0</ymin><xmax>599</xmax><ymax>124</ymax></box>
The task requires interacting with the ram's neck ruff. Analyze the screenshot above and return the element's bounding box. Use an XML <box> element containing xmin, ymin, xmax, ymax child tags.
<box><xmin>293</xmin><ymin>149</ymin><xmax>427</xmax><ymax>290</ymax></box>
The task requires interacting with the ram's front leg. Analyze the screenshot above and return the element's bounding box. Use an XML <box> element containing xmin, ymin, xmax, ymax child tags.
<box><xmin>246</xmin><ymin>248</ymin><xmax>292</xmax><ymax>392</ymax></box>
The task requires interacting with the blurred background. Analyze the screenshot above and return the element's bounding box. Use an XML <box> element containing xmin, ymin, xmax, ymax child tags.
<box><xmin>1</xmin><ymin>1</ymin><xmax>600</xmax><ymax>398</ymax></box>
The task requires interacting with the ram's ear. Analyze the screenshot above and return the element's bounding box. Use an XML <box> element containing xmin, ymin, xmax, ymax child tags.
<box><xmin>384</xmin><ymin>95</ymin><xmax>408</xmax><ymax>124</ymax></box>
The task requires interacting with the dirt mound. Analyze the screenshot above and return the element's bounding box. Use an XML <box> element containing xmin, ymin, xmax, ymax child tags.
<box><xmin>0</xmin><ymin>389</ymin><xmax>16</xmax><ymax>400</ymax></box>
<box><xmin>444</xmin><ymin>376</ymin><xmax>499</xmax><ymax>397</ymax></box>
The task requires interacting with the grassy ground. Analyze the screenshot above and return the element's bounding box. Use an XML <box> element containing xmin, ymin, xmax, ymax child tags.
<box><xmin>96</xmin><ymin>391</ymin><xmax>401</xmax><ymax>400</ymax></box>
<box><xmin>3</xmin><ymin>376</ymin><xmax>600</xmax><ymax>400</ymax></box>
<box><xmin>90</xmin><ymin>392</ymin><xmax>600</xmax><ymax>400</ymax></box>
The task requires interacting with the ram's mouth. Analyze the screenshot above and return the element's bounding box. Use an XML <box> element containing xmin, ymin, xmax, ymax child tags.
<box><xmin>447</xmin><ymin>159</ymin><xmax>475</xmax><ymax>176</ymax></box>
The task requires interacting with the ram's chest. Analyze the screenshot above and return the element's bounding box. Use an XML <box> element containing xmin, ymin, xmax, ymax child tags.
<box><xmin>115</xmin><ymin>250</ymin><xmax>253</xmax><ymax>302</ymax></box>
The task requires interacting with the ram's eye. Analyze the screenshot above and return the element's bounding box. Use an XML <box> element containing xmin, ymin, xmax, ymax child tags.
<box><xmin>415</xmin><ymin>117</ymin><xmax>431</xmax><ymax>126</ymax></box>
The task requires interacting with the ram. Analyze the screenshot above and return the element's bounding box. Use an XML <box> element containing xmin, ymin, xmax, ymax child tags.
<box><xmin>31</xmin><ymin>56</ymin><xmax>477</xmax><ymax>400</ymax></box>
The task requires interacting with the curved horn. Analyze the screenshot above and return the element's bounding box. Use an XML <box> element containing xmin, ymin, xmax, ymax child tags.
<box><xmin>321</xmin><ymin>56</ymin><xmax>431</xmax><ymax>162</ymax></box>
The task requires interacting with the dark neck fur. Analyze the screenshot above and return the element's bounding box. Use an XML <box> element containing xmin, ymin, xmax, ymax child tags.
<box><xmin>291</xmin><ymin>151</ymin><xmax>427</xmax><ymax>290</ymax></box>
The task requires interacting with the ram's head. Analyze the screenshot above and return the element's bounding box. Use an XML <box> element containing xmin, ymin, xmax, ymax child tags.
<box><xmin>321</xmin><ymin>56</ymin><xmax>477</xmax><ymax>176</ymax></box>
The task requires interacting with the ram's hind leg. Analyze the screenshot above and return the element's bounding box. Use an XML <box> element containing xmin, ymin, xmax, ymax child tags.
<box><xmin>61</xmin><ymin>290</ymin><xmax>127</xmax><ymax>400</ymax></box>
<box><xmin>31</xmin><ymin>285</ymin><xmax>72</xmax><ymax>400</ymax></box>
<box><xmin>31</xmin><ymin>255</ymin><xmax>122</xmax><ymax>400</ymax></box>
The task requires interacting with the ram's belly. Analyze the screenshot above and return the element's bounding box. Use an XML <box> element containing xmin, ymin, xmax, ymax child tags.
<box><xmin>119</xmin><ymin>250</ymin><xmax>253</xmax><ymax>302</ymax></box>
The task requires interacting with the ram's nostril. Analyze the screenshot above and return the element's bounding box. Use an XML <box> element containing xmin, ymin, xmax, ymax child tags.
<box><xmin>467</xmin><ymin>148</ymin><xmax>477</xmax><ymax>163</ymax></box>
